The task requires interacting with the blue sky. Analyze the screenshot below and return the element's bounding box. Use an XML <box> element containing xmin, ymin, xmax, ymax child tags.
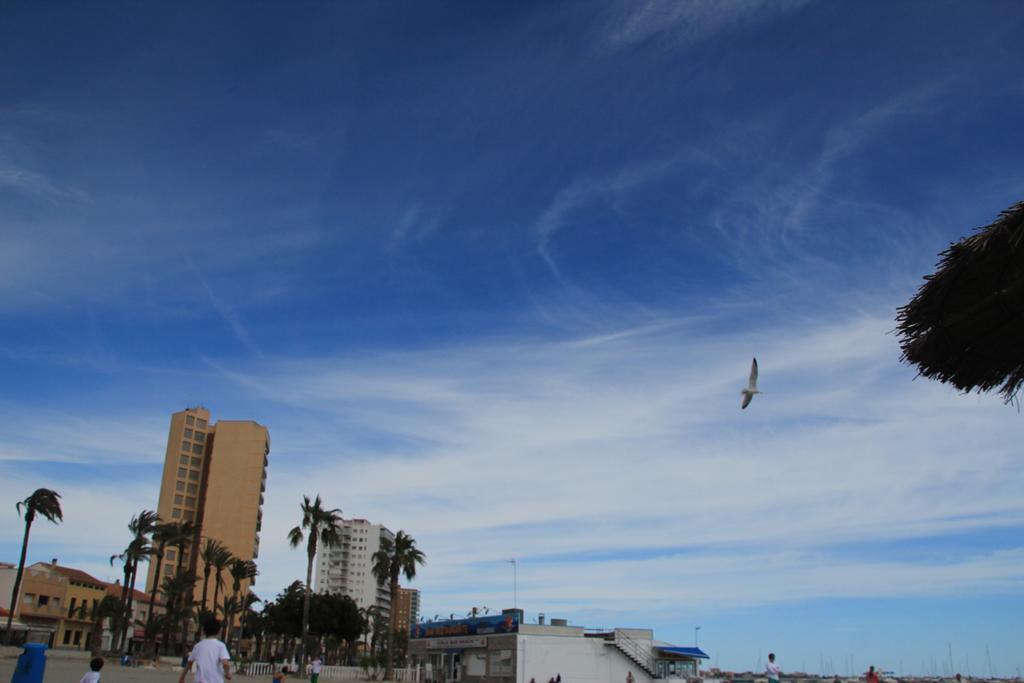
<box><xmin>2</xmin><ymin>0</ymin><xmax>1023</xmax><ymax>675</ymax></box>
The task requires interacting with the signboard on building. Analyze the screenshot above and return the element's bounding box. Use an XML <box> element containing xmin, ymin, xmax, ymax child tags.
<box><xmin>412</xmin><ymin>613</ymin><xmax>519</xmax><ymax>639</ymax></box>
<box><xmin>425</xmin><ymin>636</ymin><xmax>487</xmax><ymax>650</ymax></box>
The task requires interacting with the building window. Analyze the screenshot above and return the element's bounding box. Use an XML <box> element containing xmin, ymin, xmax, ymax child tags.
<box><xmin>191</xmin><ymin>457</ymin><xmax>201</xmax><ymax>467</ymax></box>
<box><xmin>38</xmin><ymin>595</ymin><xmax>49</xmax><ymax>606</ymax></box>
<box><xmin>182</xmin><ymin>440</ymin><xmax>190</xmax><ymax>451</ymax></box>
<box><xmin>184</xmin><ymin>509</ymin><xmax>194</xmax><ymax>521</ymax></box>
<box><xmin>184</xmin><ymin>428</ymin><xmax>193</xmax><ymax>438</ymax></box>
<box><xmin>166</xmin><ymin>564</ymin><xmax>175</xmax><ymax>577</ymax></box>
<box><xmin>178</xmin><ymin>467</ymin><xmax>187</xmax><ymax>478</ymax></box>
<box><xmin>197</xmin><ymin>418</ymin><xmax>207</xmax><ymax>428</ymax></box>
<box><xmin>186</xmin><ymin>415</ymin><xmax>195</xmax><ymax>426</ymax></box>
<box><xmin>192</xmin><ymin>443</ymin><xmax>204</xmax><ymax>454</ymax></box>
<box><xmin>176</xmin><ymin>481</ymin><xmax>185</xmax><ymax>492</ymax></box>
<box><xmin>187</xmin><ymin>483</ymin><xmax>198</xmax><ymax>494</ymax></box>
<box><xmin>73</xmin><ymin>631</ymin><xmax>82</xmax><ymax>645</ymax></box>
<box><xmin>188</xmin><ymin>470</ymin><xmax>200</xmax><ymax>481</ymax></box>
<box><xmin>63</xmin><ymin>630</ymin><xmax>72</xmax><ymax>645</ymax></box>
<box><xmin>68</xmin><ymin>597</ymin><xmax>77</xmax><ymax>616</ymax></box>
<box><xmin>172</xmin><ymin>508</ymin><xmax>182</xmax><ymax>519</ymax></box>
<box><xmin>180</xmin><ymin>455</ymin><xmax>189</xmax><ymax>465</ymax></box>
<box><xmin>167</xmin><ymin>550</ymin><xmax>176</xmax><ymax>561</ymax></box>
<box><xmin>186</xmin><ymin>497</ymin><xmax>196</xmax><ymax>507</ymax></box>
<box><xmin>194</xmin><ymin>431</ymin><xmax>206</xmax><ymax>443</ymax></box>
<box><xmin>174</xmin><ymin>495</ymin><xmax>183</xmax><ymax>505</ymax></box>
<box><xmin>23</xmin><ymin>594</ymin><xmax>34</xmax><ymax>604</ymax></box>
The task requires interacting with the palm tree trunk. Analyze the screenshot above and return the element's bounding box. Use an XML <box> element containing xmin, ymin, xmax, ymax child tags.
<box><xmin>212</xmin><ymin>575</ymin><xmax>222</xmax><ymax>618</ymax></box>
<box><xmin>146</xmin><ymin>549</ymin><xmax>165</xmax><ymax>656</ymax></box>
<box><xmin>300</xmin><ymin>546</ymin><xmax>314</xmax><ymax>675</ymax></box>
<box><xmin>125</xmin><ymin>559</ymin><xmax>141</xmax><ymax>654</ymax></box>
<box><xmin>112</xmin><ymin>565</ymin><xmax>132</xmax><ymax>653</ymax></box>
<box><xmin>385</xmin><ymin>576</ymin><xmax>398</xmax><ymax>680</ymax></box>
<box><xmin>201</xmin><ymin>569</ymin><xmax>210</xmax><ymax>614</ymax></box>
<box><xmin>3</xmin><ymin>516</ymin><xmax>33</xmax><ymax>644</ymax></box>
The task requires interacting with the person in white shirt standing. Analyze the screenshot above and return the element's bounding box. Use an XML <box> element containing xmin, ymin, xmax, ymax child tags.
<box><xmin>180</xmin><ymin>617</ymin><xmax>233</xmax><ymax>683</ymax></box>
<box><xmin>766</xmin><ymin>653</ymin><xmax>782</xmax><ymax>683</ymax></box>
<box><xmin>310</xmin><ymin>656</ymin><xmax>322</xmax><ymax>683</ymax></box>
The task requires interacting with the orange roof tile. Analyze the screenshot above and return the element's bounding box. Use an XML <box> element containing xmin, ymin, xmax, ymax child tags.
<box><xmin>53</xmin><ymin>565</ymin><xmax>107</xmax><ymax>589</ymax></box>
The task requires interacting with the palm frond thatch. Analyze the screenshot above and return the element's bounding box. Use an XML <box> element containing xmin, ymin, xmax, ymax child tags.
<box><xmin>896</xmin><ymin>201</ymin><xmax>1024</xmax><ymax>402</ymax></box>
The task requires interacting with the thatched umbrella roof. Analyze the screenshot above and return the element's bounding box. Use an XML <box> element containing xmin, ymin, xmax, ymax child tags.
<box><xmin>896</xmin><ymin>201</ymin><xmax>1024</xmax><ymax>402</ymax></box>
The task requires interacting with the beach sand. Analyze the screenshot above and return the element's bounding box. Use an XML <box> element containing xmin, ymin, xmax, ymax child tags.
<box><xmin>0</xmin><ymin>648</ymin><xmax>288</xmax><ymax>683</ymax></box>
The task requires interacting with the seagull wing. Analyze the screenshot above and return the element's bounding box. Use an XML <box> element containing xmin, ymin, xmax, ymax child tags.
<box><xmin>741</xmin><ymin>391</ymin><xmax>753</xmax><ymax>409</ymax></box>
<box><xmin>748</xmin><ymin>357</ymin><xmax>758</xmax><ymax>389</ymax></box>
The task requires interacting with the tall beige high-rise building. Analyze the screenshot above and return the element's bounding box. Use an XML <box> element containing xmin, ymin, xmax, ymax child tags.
<box><xmin>146</xmin><ymin>407</ymin><xmax>269</xmax><ymax>609</ymax></box>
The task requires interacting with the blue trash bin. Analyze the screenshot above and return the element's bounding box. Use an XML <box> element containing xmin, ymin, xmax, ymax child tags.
<box><xmin>11</xmin><ymin>643</ymin><xmax>47</xmax><ymax>683</ymax></box>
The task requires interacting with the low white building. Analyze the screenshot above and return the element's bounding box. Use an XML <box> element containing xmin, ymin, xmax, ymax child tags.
<box><xmin>408</xmin><ymin>610</ymin><xmax>708</xmax><ymax>683</ymax></box>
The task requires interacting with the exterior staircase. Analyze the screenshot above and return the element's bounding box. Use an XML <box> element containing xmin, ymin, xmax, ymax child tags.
<box><xmin>608</xmin><ymin>630</ymin><xmax>658</xmax><ymax>678</ymax></box>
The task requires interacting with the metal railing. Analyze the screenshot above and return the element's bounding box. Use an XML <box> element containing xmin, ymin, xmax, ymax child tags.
<box><xmin>614</xmin><ymin>631</ymin><xmax>657</xmax><ymax>677</ymax></box>
<box><xmin>239</xmin><ymin>662</ymin><xmax>421</xmax><ymax>682</ymax></box>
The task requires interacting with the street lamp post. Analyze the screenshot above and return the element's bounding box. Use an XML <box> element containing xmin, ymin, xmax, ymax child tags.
<box><xmin>506</xmin><ymin>559</ymin><xmax>517</xmax><ymax>609</ymax></box>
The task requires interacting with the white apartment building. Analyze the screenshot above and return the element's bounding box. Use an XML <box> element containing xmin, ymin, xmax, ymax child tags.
<box><xmin>314</xmin><ymin>518</ymin><xmax>394</xmax><ymax>616</ymax></box>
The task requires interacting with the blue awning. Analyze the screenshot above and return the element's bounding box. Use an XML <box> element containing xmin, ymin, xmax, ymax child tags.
<box><xmin>657</xmin><ymin>646</ymin><xmax>709</xmax><ymax>659</ymax></box>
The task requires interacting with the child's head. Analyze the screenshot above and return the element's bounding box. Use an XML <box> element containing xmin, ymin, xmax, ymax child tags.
<box><xmin>90</xmin><ymin>657</ymin><xmax>105</xmax><ymax>672</ymax></box>
<box><xmin>202</xmin><ymin>615</ymin><xmax>221</xmax><ymax>637</ymax></box>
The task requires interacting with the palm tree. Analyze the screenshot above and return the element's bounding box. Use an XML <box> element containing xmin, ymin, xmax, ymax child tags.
<box><xmin>287</xmin><ymin>494</ymin><xmax>343</xmax><ymax>674</ymax></box>
<box><xmin>358</xmin><ymin>605</ymin><xmax>378</xmax><ymax>654</ymax></box>
<box><xmin>160</xmin><ymin>570</ymin><xmax>197</xmax><ymax>654</ymax></box>
<box><xmin>5</xmin><ymin>489</ymin><xmax>63</xmax><ymax>644</ymax></box>
<box><xmin>170</xmin><ymin>521</ymin><xmax>198</xmax><ymax>576</ymax></box>
<box><xmin>145</xmin><ymin>521</ymin><xmax>177</xmax><ymax>654</ymax></box>
<box><xmin>110</xmin><ymin>510</ymin><xmax>157</xmax><ymax>653</ymax></box>
<box><xmin>210</xmin><ymin>546</ymin><xmax>234</xmax><ymax>619</ymax></box>
<box><xmin>220</xmin><ymin>596</ymin><xmax>241</xmax><ymax>647</ymax></box>
<box><xmin>237</xmin><ymin>591</ymin><xmax>262</xmax><ymax>656</ymax></box>
<box><xmin>166</xmin><ymin>521</ymin><xmax>197</xmax><ymax>651</ymax></box>
<box><xmin>199</xmin><ymin>538</ymin><xmax>228</xmax><ymax>616</ymax></box>
<box><xmin>372</xmin><ymin>531</ymin><xmax>425</xmax><ymax>680</ymax></box>
<box><xmin>225</xmin><ymin>558</ymin><xmax>257</xmax><ymax>641</ymax></box>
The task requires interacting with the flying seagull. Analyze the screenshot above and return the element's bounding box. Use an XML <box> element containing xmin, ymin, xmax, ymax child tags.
<box><xmin>741</xmin><ymin>357</ymin><xmax>760</xmax><ymax>409</ymax></box>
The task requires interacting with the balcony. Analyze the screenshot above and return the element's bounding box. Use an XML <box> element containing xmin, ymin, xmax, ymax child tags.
<box><xmin>19</xmin><ymin>602</ymin><xmax>66</xmax><ymax>619</ymax></box>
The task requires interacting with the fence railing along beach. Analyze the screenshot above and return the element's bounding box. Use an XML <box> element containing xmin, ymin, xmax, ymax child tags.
<box><xmin>239</xmin><ymin>662</ymin><xmax>421</xmax><ymax>682</ymax></box>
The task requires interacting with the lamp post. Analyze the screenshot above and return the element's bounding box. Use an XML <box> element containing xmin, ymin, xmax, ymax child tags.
<box><xmin>695</xmin><ymin>626</ymin><xmax>701</xmax><ymax>647</ymax></box>
<box><xmin>506</xmin><ymin>559</ymin><xmax>517</xmax><ymax>609</ymax></box>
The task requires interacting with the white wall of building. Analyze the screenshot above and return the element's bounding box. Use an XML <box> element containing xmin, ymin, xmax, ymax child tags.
<box><xmin>516</xmin><ymin>632</ymin><xmax>655</xmax><ymax>683</ymax></box>
<box><xmin>314</xmin><ymin>518</ymin><xmax>394</xmax><ymax>614</ymax></box>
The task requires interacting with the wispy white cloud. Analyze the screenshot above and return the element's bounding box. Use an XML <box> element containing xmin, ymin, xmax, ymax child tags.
<box><xmin>533</xmin><ymin>158</ymin><xmax>676</xmax><ymax>278</ymax></box>
<box><xmin>194</xmin><ymin>301</ymin><xmax>1024</xmax><ymax>615</ymax></box>
<box><xmin>600</xmin><ymin>0</ymin><xmax>812</xmax><ymax>54</ymax></box>
<box><xmin>0</xmin><ymin>167</ymin><xmax>88</xmax><ymax>203</ymax></box>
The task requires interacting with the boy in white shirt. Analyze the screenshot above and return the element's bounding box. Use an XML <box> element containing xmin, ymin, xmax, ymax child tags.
<box><xmin>80</xmin><ymin>657</ymin><xmax>104</xmax><ymax>683</ymax></box>
<box><xmin>766</xmin><ymin>653</ymin><xmax>782</xmax><ymax>683</ymax></box>
<box><xmin>180</xmin><ymin>617</ymin><xmax>233</xmax><ymax>683</ymax></box>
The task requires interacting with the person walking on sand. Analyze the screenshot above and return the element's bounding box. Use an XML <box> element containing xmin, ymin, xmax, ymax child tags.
<box><xmin>80</xmin><ymin>657</ymin><xmax>104</xmax><ymax>683</ymax></box>
<box><xmin>766</xmin><ymin>653</ymin><xmax>782</xmax><ymax>683</ymax></box>
<box><xmin>180</xmin><ymin>616</ymin><xmax>232</xmax><ymax>683</ymax></box>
